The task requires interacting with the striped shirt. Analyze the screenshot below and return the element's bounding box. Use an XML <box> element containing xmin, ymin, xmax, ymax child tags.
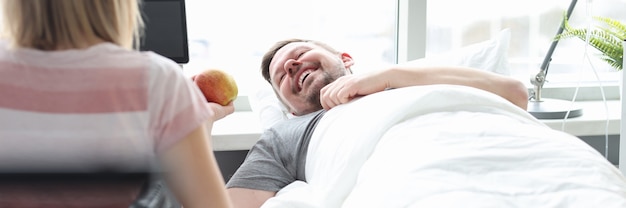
<box><xmin>0</xmin><ymin>41</ymin><xmax>211</xmax><ymax>173</ymax></box>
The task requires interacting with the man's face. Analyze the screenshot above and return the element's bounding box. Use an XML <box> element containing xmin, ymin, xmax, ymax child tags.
<box><xmin>268</xmin><ymin>42</ymin><xmax>353</xmax><ymax>116</ymax></box>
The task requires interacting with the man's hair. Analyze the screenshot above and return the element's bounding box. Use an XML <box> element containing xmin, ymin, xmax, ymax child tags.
<box><xmin>0</xmin><ymin>0</ymin><xmax>144</xmax><ymax>50</ymax></box>
<box><xmin>261</xmin><ymin>38</ymin><xmax>341</xmax><ymax>84</ymax></box>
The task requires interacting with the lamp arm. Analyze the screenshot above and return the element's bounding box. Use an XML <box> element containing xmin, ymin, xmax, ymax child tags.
<box><xmin>530</xmin><ymin>0</ymin><xmax>578</xmax><ymax>101</ymax></box>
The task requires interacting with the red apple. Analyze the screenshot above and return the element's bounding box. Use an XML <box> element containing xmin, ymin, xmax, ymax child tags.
<box><xmin>192</xmin><ymin>69</ymin><xmax>238</xmax><ymax>106</ymax></box>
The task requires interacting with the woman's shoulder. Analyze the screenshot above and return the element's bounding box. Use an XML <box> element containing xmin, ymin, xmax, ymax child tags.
<box><xmin>89</xmin><ymin>43</ymin><xmax>183</xmax><ymax>75</ymax></box>
<box><xmin>93</xmin><ymin>43</ymin><xmax>176</xmax><ymax>66</ymax></box>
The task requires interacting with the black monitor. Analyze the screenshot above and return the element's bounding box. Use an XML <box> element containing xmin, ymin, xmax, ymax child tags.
<box><xmin>139</xmin><ymin>0</ymin><xmax>189</xmax><ymax>64</ymax></box>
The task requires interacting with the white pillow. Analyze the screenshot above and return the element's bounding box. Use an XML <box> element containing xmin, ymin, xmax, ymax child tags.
<box><xmin>400</xmin><ymin>28</ymin><xmax>511</xmax><ymax>75</ymax></box>
<box><xmin>249</xmin><ymin>81</ymin><xmax>293</xmax><ymax>130</ymax></box>
<box><xmin>250</xmin><ymin>29</ymin><xmax>512</xmax><ymax>130</ymax></box>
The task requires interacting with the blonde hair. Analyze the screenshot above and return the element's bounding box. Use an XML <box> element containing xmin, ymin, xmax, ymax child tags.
<box><xmin>0</xmin><ymin>0</ymin><xmax>144</xmax><ymax>50</ymax></box>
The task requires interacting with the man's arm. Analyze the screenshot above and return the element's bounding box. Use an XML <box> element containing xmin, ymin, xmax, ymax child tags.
<box><xmin>228</xmin><ymin>188</ymin><xmax>275</xmax><ymax>208</ymax></box>
<box><xmin>320</xmin><ymin>65</ymin><xmax>528</xmax><ymax>110</ymax></box>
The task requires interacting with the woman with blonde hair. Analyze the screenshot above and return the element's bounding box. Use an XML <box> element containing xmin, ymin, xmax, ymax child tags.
<box><xmin>0</xmin><ymin>0</ymin><xmax>233</xmax><ymax>207</ymax></box>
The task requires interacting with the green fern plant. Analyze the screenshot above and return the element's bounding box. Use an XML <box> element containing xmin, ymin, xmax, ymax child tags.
<box><xmin>555</xmin><ymin>15</ymin><xmax>625</xmax><ymax>70</ymax></box>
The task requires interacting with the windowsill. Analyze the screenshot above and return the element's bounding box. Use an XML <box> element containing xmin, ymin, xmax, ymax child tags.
<box><xmin>211</xmin><ymin>112</ymin><xmax>263</xmax><ymax>151</ymax></box>
<box><xmin>211</xmin><ymin>100</ymin><xmax>622</xmax><ymax>151</ymax></box>
<box><xmin>539</xmin><ymin>100</ymin><xmax>621</xmax><ymax>136</ymax></box>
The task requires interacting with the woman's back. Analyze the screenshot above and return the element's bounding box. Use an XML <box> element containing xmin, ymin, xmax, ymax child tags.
<box><xmin>0</xmin><ymin>41</ymin><xmax>208</xmax><ymax>172</ymax></box>
<box><xmin>0</xmin><ymin>0</ymin><xmax>234</xmax><ymax>207</ymax></box>
<box><xmin>0</xmin><ymin>41</ymin><xmax>212</xmax><ymax>207</ymax></box>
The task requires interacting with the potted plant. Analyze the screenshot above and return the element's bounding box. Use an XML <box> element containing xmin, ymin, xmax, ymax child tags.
<box><xmin>555</xmin><ymin>15</ymin><xmax>625</xmax><ymax>70</ymax></box>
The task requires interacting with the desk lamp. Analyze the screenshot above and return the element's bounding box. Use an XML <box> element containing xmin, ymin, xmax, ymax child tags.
<box><xmin>528</xmin><ymin>0</ymin><xmax>584</xmax><ymax>119</ymax></box>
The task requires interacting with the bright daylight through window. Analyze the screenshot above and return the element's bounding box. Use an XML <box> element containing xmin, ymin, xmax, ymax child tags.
<box><xmin>182</xmin><ymin>0</ymin><xmax>396</xmax><ymax>98</ymax></box>
<box><xmin>181</xmin><ymin>0</ymin><xmax>625</xmax><ymax>105</ymax></box>
<box><xmin>426</xmin><ymin>0</ymin><xmax>625</xmax><ymax>88</ymax></box>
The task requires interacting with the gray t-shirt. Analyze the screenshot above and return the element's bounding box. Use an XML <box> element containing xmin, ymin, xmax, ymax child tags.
<box><xmin>225</xmin><ymin>110</ymin><xmax>326</xmax><ymax>192</ymax></box>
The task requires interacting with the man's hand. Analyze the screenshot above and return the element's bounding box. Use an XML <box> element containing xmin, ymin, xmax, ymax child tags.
<box><xmin>320</xmin><ymin>70</ymin><xmax>389</xmax><ymax>110</ymax></box>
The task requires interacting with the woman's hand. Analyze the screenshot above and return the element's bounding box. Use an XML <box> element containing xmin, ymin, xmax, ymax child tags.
<box><xmin>206</xmin><ymin>101</ymin><xmax>235</xmax><ymax>122</ymax></box>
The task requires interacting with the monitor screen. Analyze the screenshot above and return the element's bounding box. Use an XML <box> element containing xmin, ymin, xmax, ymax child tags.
<box><xmin>139</xmin><ymin>0</ymin><xmax>189</xmax><ymax>64</ymax></box>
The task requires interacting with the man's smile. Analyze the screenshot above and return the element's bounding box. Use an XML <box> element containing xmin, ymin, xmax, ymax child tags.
<box><xmin>298</xmin><ymin>69</ymin><xmax>314</xmax><ymax>91</ymax></box>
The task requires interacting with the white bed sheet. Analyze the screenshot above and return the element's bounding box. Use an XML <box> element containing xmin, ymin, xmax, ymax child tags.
<box><xmin>261</xmin><ymin>85</ymin><xmax>626</xmax><ymax>208</ymax></box>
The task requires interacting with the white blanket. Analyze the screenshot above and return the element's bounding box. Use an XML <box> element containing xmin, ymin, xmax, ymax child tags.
<box><xmin>261</xmin><ymin>85</ymin><xmax>626</xmax><ymax>208</ymax></box>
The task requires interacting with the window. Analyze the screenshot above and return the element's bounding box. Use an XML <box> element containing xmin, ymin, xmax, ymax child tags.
<box><xmin>425</xmin><ymin>0</ymin><xmax>625</xmax><ymax>89</ymax></box>
<box><xmin>183</xmin><ymin>0</ymin><xmax>397</xmax><ymax>99</ymax></box>
<box><xmin>183</xmin><ymin>0</ymin><xmax>624</xmax><ymax>110</ymax></box>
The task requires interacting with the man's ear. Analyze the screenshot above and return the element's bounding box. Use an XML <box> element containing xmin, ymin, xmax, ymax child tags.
<box><xmin>341</xmin><ymin>53</ymin><xmax>354</xmax><ymax>68</ymax></box>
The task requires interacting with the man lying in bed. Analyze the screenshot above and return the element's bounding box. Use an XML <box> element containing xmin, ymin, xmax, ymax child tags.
<box><xmin>225</xmin><ymin>38</ymin><xmax>529</xmax><ymax>208</ymax></box>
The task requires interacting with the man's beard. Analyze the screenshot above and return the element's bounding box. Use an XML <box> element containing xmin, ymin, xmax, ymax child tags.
<box><xmin>305</xmin><ymin>66</ymin><xmax>348</xmax><ymax>111</ymax></box>
<box><xmin>305</xmin><ymin>76</ymin><xmax>332</xmax><ymax>111</ymax></box>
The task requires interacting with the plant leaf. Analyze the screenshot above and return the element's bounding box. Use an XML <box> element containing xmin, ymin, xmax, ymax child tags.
<box><xmin>555</xmin><ymin>14</ymin><xmax>624</xmax><ymax>70</ymax></box>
